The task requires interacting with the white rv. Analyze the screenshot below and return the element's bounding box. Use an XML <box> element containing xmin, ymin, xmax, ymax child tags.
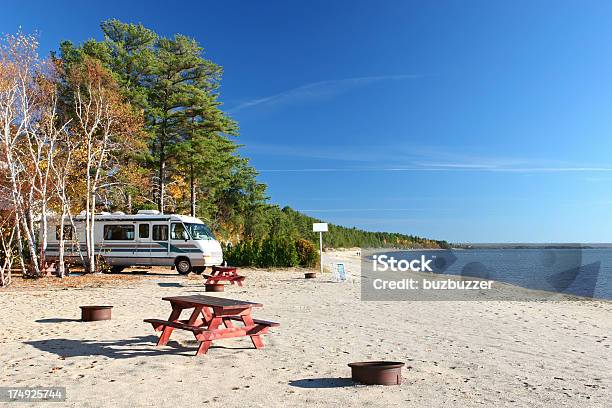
<box><xmin>44</xmin><ymin>210</ymin><xmax>223</xmax><ymax>275</ymax></box>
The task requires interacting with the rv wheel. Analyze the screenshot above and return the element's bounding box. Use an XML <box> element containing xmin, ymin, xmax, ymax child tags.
<box><xmin>176</xmin><ymin>258</ymin><xmax>192</xmax><ymax>275</ymax></box>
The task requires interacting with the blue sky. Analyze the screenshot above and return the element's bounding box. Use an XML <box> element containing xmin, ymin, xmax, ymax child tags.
<box><xmin>4</xmin><ymin>0</ymin><xmax>612</xmax><ymax>243</ymax></box>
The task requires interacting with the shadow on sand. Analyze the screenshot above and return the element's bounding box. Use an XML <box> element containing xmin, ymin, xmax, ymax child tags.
<box><xmin>278</xmin><ymin>278</ymin><xmax>339</xmax><ymax>284</ymax></box>
<box><xmin>157</xmin><ymin>282</ymin><xmax>184</xmax><ymax>288</ymax></box>
<box><xmin>25</xmin><ymin>336</ymin><xmax>197</xmax><ymax>359</ymax></box>
<box><xmin>25</xmin><ymin>336</ymin><xmax>257</xmax><ymax>358</ymax></box>
<box><xmin>112</xmin><ymin>270</ymin><xmax>178</xmax><ymax>277</ymax></box>
<box><xmin>68</xmin><ymin>270</ymin><xmax>178</xmax><ymax>277</ymax></box>
<box><xmin>35</xmin><ymin>318</ymin><xmax>82</xmax><ymax>323</ymax></box>
<box><xmin>288</xmin><ymin>378</ymin><xmax>355</xmax><ymax>389</ymax></box>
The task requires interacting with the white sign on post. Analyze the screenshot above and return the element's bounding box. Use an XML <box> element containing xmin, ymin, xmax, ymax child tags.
<box><xmin>313</xmin><ymin>223</ymin><xmax>328</xmax><ymax>232</ymax></box>
<box><xmin>313</xmin><ymin>223</ymin><xmax>328</xmax><ymax>275</ymax></box>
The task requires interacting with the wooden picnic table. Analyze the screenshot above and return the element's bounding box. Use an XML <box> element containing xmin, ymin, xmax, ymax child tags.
<box><xmin>204</xmin><ymin>266</ymin><xmax>245</xmax><ymax>286</ymax></box>
<box><xmin>144</xmin><ymin>295</ymin><xmax>278</xmax><ymax>356</ymax></box>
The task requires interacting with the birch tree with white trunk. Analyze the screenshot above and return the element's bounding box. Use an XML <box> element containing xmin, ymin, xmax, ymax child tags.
<box><xmin>66</xmin><ymin>57</ymin><xmax>140</xmax><ymax>273</ymax></box>
<box><xmin>0</xmin><ymin>211</ymin><xmax>17</xmax><ymax>286</ymax></box>
<box><xmin>0</xmin><ymin>32</ymin><xmax>50</xmax><ymax>276</ymax></box>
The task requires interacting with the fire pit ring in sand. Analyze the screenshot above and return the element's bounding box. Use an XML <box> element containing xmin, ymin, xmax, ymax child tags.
<box><xmin>348</xmin><ymin>361</ymin><xmax>405</xmax><ymax>385</ymax></box>
<box><xmin>80</xmin><ymin>306</ymin><xmax>113</xmax><ymax>322</ymax></box>
<box><xmin>304</xmin><ymin>272</ymin><xmax>317</xmax><ymax>279</ymax></box>
<box><xmin>205</xmin><ymin>283</ymin><xmax>225</xmax><ymax>292</ymax></box>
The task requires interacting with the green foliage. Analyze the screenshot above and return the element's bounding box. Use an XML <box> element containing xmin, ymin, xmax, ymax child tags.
<box><xmin>295</xmin><ymin>239</ymin><xmax>318</xmax><ymax>267</ymax></box>
<box><xmin>242</xmin><ymin>206</ymin><xmax>449</xmax><ymax>249</ymax></box>
<box><xmin>223</xmin><ymin>238</ymin><xmax>301</xmax><ymax>268</ymax></box>
<box><xmin>257</xmin><ymin>239</ymin><xmax>276</xmax><ymax>267</ymax></box>
<box><xmin>276</xmin><ymin>238</ymin><xmax>299</xmax><ymax>267</ymax></box>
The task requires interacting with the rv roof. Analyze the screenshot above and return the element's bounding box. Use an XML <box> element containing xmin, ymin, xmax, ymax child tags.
<box><xmin>137</xmin><ymin>210</ymin><xmax>160</xmax><ymax>215</ymax></box>
<box><xmin>66</xmin><ymin>213</ymin><xmax>206</xmax><ymax>224</ymax></box>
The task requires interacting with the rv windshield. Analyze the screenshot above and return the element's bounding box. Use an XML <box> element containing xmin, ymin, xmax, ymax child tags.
<box><xmin>186</xmin><ymin>223</ymin><xmax>215</xmax><ymax>240</ymax></box>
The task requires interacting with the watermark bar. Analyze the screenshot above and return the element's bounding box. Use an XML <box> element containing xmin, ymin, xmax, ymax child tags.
<box><xmin>361</xmin><ymin>247</ymin><xmax>606</xmax><ymax>301</ymax></box>
<box><xmin>0</xmin><ymin>387</ymin><xmax>66</xmax><ymax>402</ymax></box>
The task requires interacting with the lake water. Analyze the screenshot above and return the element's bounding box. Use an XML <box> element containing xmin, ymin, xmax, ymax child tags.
<box><xmin>382</xmin><ymin>248</ymin><xmax>612</xmax><ymax>300</ymax></box>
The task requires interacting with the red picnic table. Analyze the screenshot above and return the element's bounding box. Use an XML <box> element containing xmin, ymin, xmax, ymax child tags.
<box><xmin>204</xmin><ymin>266</ymin><xmax>245</xmax><ymax>286</ymax></box>
<box><xmin>144</xmin><ymin>295</ymin><xmax>279</xmax><ymax>356</ymax></box>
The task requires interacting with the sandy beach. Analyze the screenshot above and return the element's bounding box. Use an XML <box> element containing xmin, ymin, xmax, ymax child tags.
<box><xmin>1</xmin><ymin>250</ymin><xmax>610</xmax><ymax>407</ymax></box>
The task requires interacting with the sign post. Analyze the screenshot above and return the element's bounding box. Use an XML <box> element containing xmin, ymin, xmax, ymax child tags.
<box><xmin>312</xmin><ymin>223</ymin><xmax>328</xmax><ymax>275</ymax></box>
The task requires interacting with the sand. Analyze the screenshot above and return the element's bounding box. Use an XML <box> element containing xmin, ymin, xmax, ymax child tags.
<box><xmin>0</xmin><ymin>250</ymin><xmax>610</xmax><ymax>407</ymax></box>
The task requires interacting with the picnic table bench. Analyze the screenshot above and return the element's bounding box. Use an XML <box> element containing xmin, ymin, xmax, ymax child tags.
<box><xmin>144</xmin><ymin>295</ymin><xmax>278</xmax><ymax>356</ymax></box>
<box><xmin>204</xmin><ymin>266</ymin><xmax>245</xmax><ymax>286</ymax></box>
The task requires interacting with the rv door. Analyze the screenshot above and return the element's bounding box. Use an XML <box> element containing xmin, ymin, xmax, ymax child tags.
<box><xmin>151</xmin><ymin>223</ymin><xmax>171</xmax><ymax>266</ymax></box>
<box><xmin>136</xmin><ymin>222</ymin><xmax>152</xmax><ymax>265</ymax></box>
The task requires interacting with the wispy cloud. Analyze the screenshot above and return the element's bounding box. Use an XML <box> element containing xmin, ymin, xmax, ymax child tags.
<box><xmin>298</xmin><ymin>208</ymin><xmax>426</xmax><ymax>212</ymax></box>
<box><xmin>244</xmin><ymin>142</ymin><xmax>612</xmax><ymax>174</ymax></box>
<box><xmin>229</xmin><ymin>74</ymin><xmax>421</xmax><ymax>113</ymax></box>
<box><xmin>413</xmin><ymin>162</ymin><xmax>501</xmax><ymax>169</ymax></box>
<box><xmin>243</xmin><ymin>143</ymin><xmax>379</xmax><ymax>162</ymax></box>
<box><xmin>259</xmin><ymin>165</ymin><xmax>612</xmax><ymax>173</ymax></box>
<box><xmin>243</xmin><ymin>144</ymin><xmax>532</xmax><ymax>168</ymax></box>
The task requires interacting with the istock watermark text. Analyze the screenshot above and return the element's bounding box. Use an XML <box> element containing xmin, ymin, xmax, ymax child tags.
<box><xmin>372</xmin><ymin>254</ymin><xmax>433</xmax><ymax>272</ymax></box>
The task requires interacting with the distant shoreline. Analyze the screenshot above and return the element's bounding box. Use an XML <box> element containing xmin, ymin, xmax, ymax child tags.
<box><xmin>451</xmin><ymin>243</ymin><xmax>612</xmax><ymax>250</ymax></box>
<box><xmin>346</xmin><ymin>244</ymin><xmax>612</xmax><ymax>251</ymax></box>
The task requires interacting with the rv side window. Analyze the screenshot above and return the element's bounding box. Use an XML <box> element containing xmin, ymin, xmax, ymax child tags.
<box><xmin>171</xmin><ymin>223</ymin><xmax>189</xmax><ymax>240</ymax></box>
<box><xmin>104</xmin><ymin>225</ymin><xmax>135</xmax><ymax>240</ymax></box>
<box><xmin>139</xmin><ymin>224</ymin><xmax>150</xmax><ymax>239</ymax></box>
<box><xmin>153</xmin><ymin>225</ymin><xmax>168</xmax><ymax>241</ymax></box>
<box><xmin>55</xmin><ymin>225</ymin><xmax>73</xmax><ymax>240</ymax></box>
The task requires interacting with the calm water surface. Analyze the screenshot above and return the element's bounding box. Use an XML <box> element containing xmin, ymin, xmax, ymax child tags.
<box><xmin>385</xmin><ymin>248</ymin><xmax>612</xmax><ymax>300</ymax></box>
